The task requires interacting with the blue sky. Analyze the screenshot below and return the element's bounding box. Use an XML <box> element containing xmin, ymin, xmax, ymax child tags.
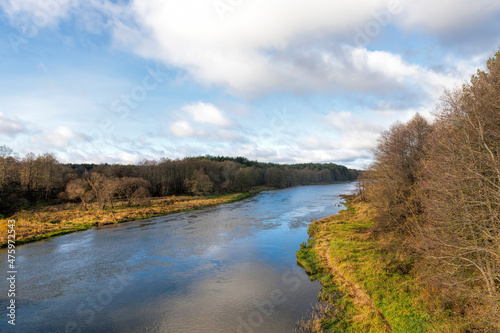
<box><xmin>1</xmin><ymin>0</ymin><xmax>499</xmax><ymax>169</ymax></box>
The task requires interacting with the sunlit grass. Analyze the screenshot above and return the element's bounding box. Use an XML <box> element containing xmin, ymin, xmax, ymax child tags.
<box><xmin>296</xmin><ymin>200</ymin><xmax>445</xmax><ymax>332</ymax></box>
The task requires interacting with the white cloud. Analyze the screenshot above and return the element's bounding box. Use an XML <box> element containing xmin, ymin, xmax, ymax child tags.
<box><xmin>167</xmin><ymin>102</ymin><xmax>242</xmax><ymax>141</ymax></box>
<box><xmin>62</xmin><ymin>151</ymin><xmax>144</xmax><ymax>165</ymax></box>
<box><xmin>398</xmin><ymin>0</ymin><xmax>500</xmax><ymax>33</ymax></box>
<box><xmin>2</xmin><ymin>0</ymin><xmax>497</xmax><ymax>169</ymax></box>
<box><xmin>182</xmin><ymin>102</ymin><xmax>232</xmax><ymax>127</ymax></box>
<box><xmin>34</xmin><ymin>126</ymin><xmax>88</xmax><ymax>148</ymax></box>
<box><xmin>301</xmin><ymin>46</ymin><xmax>461</xmax><ymax>97</ymax></box>
<box><xmin>113</xmin><ymin>151</ymin><xmax>142</xmax><ymax>164</ymax></box>
<box><xmin>104</xmin><ymin>0</ymin><xmax>484</xmax><ymax>98</ymax></box>
<box><xmin>1</xmin><ymin>0</ymin><xmax>78</xmax><ymax>29</ymax></box>
<box><xmin>0</xmin><ymin>113</ymin><xmax>27</xmax><ymax>136</ymax></box>
<box><xmin>322</xmin><ymin>111</ymin><xmax>385</xmax><ymax>150</ymax></box>
<box><xmin>170</xmin><ymin>120</ymin><xmax>196</xmax><ymax>137</ymax></box>
<box><xmin>233</xmin><ymin>141</ymin><xmax>370</xmax><ymax>169</ymax></box>
<box><xmin>108</xmin><ymin>0</ymin><xmax>394</xmax><ymax>96</ymax></box>
<box><xmin>324</xmin><ymin>111</ymin><xmax>384</xmax><ymax>133</ymax></box>
<box><xmin>2</xmin><ymin>0</ymin><xmax>487</xmax><ymax>98</ymax></box>
<box><xmin>0</xmin><ymin>0</ymin><xmax>127</xmax><ymax>37</ymax></box>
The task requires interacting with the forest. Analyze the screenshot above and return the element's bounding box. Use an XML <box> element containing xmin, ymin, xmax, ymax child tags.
<box><xmin>360</xmin><ymin>50</ymin><xmax>500</xmax><ymax>329</ymax></box>
<box><xmin>0</xmin><ymin>152</ymin><xmax>359</xmax><ymax>217</ymax></box>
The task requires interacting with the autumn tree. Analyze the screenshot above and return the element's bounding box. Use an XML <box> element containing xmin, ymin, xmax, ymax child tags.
<box><xmin>36</xmin><ymin>153</ymin><xmax>64</xmax><ymax>200</ymax></box>
<box><xmin>419</xmin><ymin>50</ymin><xmax>500</xmax><ymax>326</ymax></box>
<box><xmin>86</xmin><ymin>172</ymin><xmax>117</xmax><ymax>209</ymax></box>
<box><xmin>139</xmin><ymin>159</ymin><xmax>166</xmax><ymax>196</ymax></box>
<box><xmin>220</xmin><ymin>160</ymin><xmax>240</xmax><ymax>192</ymax></box>
<box><xmin>0</xmin><ymin>146</ymin><xmax>21</xmax><ymax>215</ymax></box>
<box><xmin>366</xmin><ymin>113</ymin><xmax>432</xmax><ymax>238</ymax></box>
<box><xmin>184</xmin><ymin>170</ymin><xmax>213</xmax><ymax>196</ymax></box>
<box><xmin>115</xmin><ymin>177</ymin><xmax>151</xmax><ymax>206</ymax></box>
<box><xmin>265</xmin><ymin>167</ymin><xmax>286</xmax><ymax>188</ymax></box>
<box><xmin>0</xmin><ymin>146</ymin><xmax>16</xmax><ymax>187</ymax></box>
<box><xmin>1</xmin><ymin>149</ymin><xmax>359</xmax><ymax>215</ymax></box>
<box><xmin>65</xmin><ymin>178</ymin><xmax>92</xmax><ymax>210</ymax></box>
<box><xmin>19</xmin><ymin>153</ymin><xmax>38</xmax><ymax>201</ymax></box>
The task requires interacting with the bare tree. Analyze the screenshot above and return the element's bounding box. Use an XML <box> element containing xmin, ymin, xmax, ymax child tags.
<box><xmin>0</xmin><ymin>146</ymin><xmax>21</xmax><ymax>215</ymax></box>
<box><xmin>365</xmin><ymin>113</ymin><xmax>432</xmax><ymax>237</ymax></box>
<box><xmin>115</xmin><ymin>177</ymin><xmax>151</xmax><ymax>206</ymax></box>
<box><xmin>36</xmin><ymin>153</ymin><xmax>63</xmax><ymax>200</ymax></box>
<box><xmin>65</xmin><ymin>178</ymin><xmax>92</xmax><ymax>210</ymax></box>
<box><xmin>19</xmin><ymin>153</ymin><xmax>38</xmax><ymax>201</ymax></box>
<box><xmin>184</xmin><ymin>170</ymin><xmax>213</xmax><ymax>196</ymax></box>
<box><xmin>0</xmin><ymin>146</ymin><xmax>16</xmax><ymax>188</ymax></box>
<box><xmin>419</xmin><ymin>50</ymin><xmax>500</xmax><ymax>325</ymax></box>
<box><xmin>86</xmin><ymin>173</ymin><xmax>117</xmax><ymax>209</ymax></box>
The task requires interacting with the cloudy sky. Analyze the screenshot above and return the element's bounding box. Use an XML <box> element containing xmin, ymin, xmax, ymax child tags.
<box><xmin>1</xmin><ymin>0</ymin><xmax>499</xmax><ymax>169</ymax></box>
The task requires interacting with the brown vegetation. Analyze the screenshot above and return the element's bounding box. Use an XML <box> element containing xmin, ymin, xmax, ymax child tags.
<box><xmin>0</xmin><ymin>192</ymin><xmax>250</xmax><ymax>246</ymax></box>
<box><xmin>362</xmin><ymin>50</ymin><xmax>500</xmax><ymax>330</ymax></box>
<box><xmin>295</xmin><ymin>199</ymin><xmax>428</xmax><ymax>332</ymax></box>
<box><xmin>0</xmin><ymin>153</ymin><xmax>359</xmax><ymax>217</ymax></box>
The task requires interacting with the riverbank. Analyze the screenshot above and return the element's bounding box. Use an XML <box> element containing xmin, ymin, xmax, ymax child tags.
<box><xmin>0</xmin><ymin>189</ymin><xmax>264</xmax><ymax>247</ymax></box>
<box><xmin>295</xmin><ymin>196</ymin><xmax>460</xmax><ymax>332</ymax></box>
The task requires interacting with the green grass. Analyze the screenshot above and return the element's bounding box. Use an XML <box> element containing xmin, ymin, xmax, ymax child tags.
<box><xmin>13</xmin><ymin>223</ymin><xmax>96</xmax><ymax>246</ymax></box>
<box><xmin>327</xmin><ymin>218</ymin><xmax>429</xmax><ymax>332</ymax></box>
<box><xmin>297</xmin><ymin>240</ymin><xmax>322</xmax><ymax>278</ymax></box>
<box><xmin>296</xmin><ymin>240</ymin><xmax>353</xmax><ymax>332</ymax></box>
<box><xmin>296</xmin><ymin>200</ymin><xmax>432</xmax><ymax>332</ymax></box>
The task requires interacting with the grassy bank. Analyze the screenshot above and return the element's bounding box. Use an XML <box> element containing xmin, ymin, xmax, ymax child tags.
<box><xmin>0</xmin><ymin>189</ymin><xmax>264</xmax><ymax>247</ymax></box>
<box><xmin>295</xmin><ymin>197</ymin><xmax>461</xmax><ymax>332</ymax></box>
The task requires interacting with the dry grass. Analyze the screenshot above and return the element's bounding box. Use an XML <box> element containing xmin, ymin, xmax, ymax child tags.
<box><xmin>296</xmin><ymin>199</ymin><xmax>435</xmax><ymax>332</ymax></box>
<box><xmin>294</xmin><ymin>302</ymin><xmax>339</xmax><ymax>333</ymax></box>
<box><xmin>0</xmin><ymin>192</ymin><xmax>251</xmax><ymax>246</ymax></box>
<box><xmin>299</xmin><ymin>197</ymin><xmax>494</xmax><ymax>332</ymax></box>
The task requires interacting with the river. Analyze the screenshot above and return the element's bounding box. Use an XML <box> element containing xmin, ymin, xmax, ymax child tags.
<box><xmin>0</xmin><ymin>183</ymin><xmax>356</xmax><ymax>332</ymax></box>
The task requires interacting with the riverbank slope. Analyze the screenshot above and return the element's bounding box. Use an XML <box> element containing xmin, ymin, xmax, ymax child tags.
<box><xmin>296</xmin><ymin>196</ymin><xmax>467</xmax><ymax>332</ymax></box>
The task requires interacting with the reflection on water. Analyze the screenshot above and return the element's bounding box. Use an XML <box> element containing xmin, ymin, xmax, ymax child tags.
<box><xmin>0</xmin><ymin>183</ymin><xmax>356</xmax><ymax>332</ymax></box>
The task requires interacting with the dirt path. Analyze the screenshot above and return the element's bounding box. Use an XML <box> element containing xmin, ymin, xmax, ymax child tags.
<box><xmin>316</xmin><ymin>240</ymin><xmax>393</xmax><ymax>333</ymax></box>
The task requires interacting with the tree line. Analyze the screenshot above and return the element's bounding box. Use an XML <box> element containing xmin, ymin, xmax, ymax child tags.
<box><xmin>0</xmin><ymin>151</ymin><xmax>359</xmax><ymax>216</ymax></box>
<box><xmin>362</xmin><ymin>50</ymin><xmax>500</xmax><ymax>329</ymax></box>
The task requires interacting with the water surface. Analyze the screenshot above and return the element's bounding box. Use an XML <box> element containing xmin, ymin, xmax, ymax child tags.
<box><xmin>0</xmin><ymin>183</ymin><xmax>356</xmax><ymax>332</ymax></box>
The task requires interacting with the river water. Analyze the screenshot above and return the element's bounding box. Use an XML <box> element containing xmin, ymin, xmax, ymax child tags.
<box><xmin>0</xmin><ymin>183</ymin><xmax>356</xmax><ymax>332</ymax></box>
